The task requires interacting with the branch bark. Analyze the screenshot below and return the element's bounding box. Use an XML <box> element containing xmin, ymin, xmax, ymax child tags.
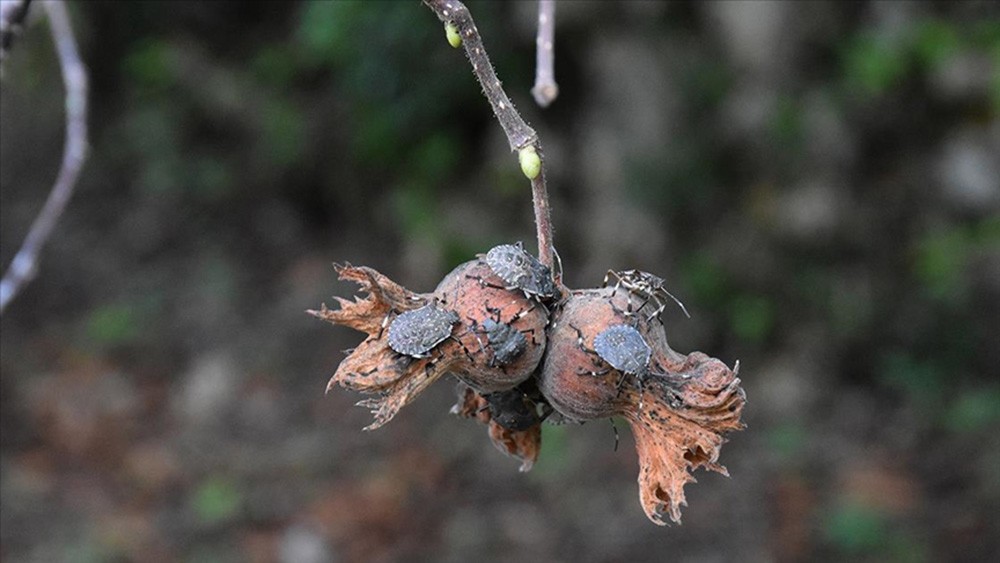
<box><xmin>0</xmin><ymin>0</ymin><xmax>88</xmax><ymax>314</ymax></box>
<box><xmin>422</xmin><ymin>0</ymin><xmax>555</xmax><ymax>270</ymax></box>
<box><xmin>531</xmin><ymin>0</ymin><xmax>558</xmax><ymax>108</ymax></box>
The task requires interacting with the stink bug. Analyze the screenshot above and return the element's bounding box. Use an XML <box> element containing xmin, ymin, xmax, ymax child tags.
<box><xmin>387</xmin><ymin>302</ymin><xmax>460</xmax><ymax>358</ymax></box>
<box><xmin>483</xmin><ymin>242</ymin><xmax>558</xmax><ymax>300</ymax></box>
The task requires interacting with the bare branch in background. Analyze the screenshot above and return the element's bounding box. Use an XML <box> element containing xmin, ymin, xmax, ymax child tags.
<box><xmin>0</xmin><ymin>0</ymin><xmax>33</xmax><ymax>74</ymax></box>
<box><xmin>422</xmin><ymin>0</ymin><xmax>556</xmax><ymax>271</ymax></box>
<box><xmin>0</xmin><ymin>0</ymin><xmax>89</xmax><ymax>314</ymax></box>
<box><xmin>531</xmin><ymin>0</ymin><xmax>558</xmax><ymax>108</ymax></box>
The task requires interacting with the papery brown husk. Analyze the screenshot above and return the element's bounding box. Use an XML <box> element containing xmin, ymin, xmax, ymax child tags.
<box><xmin>625</xmin><ymin>353</ymin><xmax>745</xmax><ymax>525</ymax></box>
<box><xmin>308</xmin><ymin>264</ymin><xmax>437</xmax><ymax>429</ymax></box>
<box><xmin>310</xmin><ymin>261</ymin><xmax>548</xmax><ymax>430</ymax></box>
<box><xmin>539</xmin><ymin>287</ymin><xmax>746</xmax><ymax>525</ymax></box>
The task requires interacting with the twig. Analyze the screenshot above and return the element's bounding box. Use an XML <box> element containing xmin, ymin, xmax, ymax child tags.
<box><xmin>422</xmin><ymin>0</ymin><xmax>555</xmax><ymax>270</ymax></box>
<box><xmin>530</xmin><ymin>159</ymin><xmax>554</xmax><ymax>276</ymax></box>
<box><xmin>0</xmin><ymin>0</ymin><xmax>88</xmax><ymax>314</ymax></box>
<box><xmin>531</xmin><ymin>0</ymin><xmax>558</xmax><ymax>108</ymax></box>
<box><xmin>0</xmin><ymin>0</ymin><xmax>33</xmax><ymax>73</ymax></box>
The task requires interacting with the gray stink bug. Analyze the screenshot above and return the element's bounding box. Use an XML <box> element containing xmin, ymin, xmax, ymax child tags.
<box><xmin>483</xmin><ymin>388</ymin><xmax>553</xmax><ymax>431</ymax></box>
<box><xmin>604</xmin><ymin>269</ymin><xmax>690</xmax><ymax>320</ymax></box>
<box><xmin>469</xmin><ymin>304</ymin><xmax>538</xmax><ymax>367</ymax></box>
<box><xmin>593</xmin><ymin>324</ymin><xmax>652</xmax><ymax>377</ymax></box>
<box><xmin>572</xmin><ymin>323</ymin><xmax>683</xmax><ymax>410</ymax></box>
<box><xmin>484</xmin><ymin>242</ymin><xmax>557</xmax><ymax>300</ymax></box>
<box><xmin>387</xmin><ymin>302</ymin><xmax>459</xmax><ymax>358</ymax></box>
<box><xmin>481</xmin><ymin>318</ymin><xmax>528</xmax><ymax>367</ymax></box>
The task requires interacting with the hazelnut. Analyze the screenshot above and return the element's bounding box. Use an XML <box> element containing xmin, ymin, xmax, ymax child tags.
<box><xmin>539</xmin><ymin>287</ymin><xmax>746</xmax><ymax>525</ymax></box>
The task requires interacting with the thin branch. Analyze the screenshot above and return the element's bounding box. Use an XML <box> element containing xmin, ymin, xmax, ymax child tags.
<box><xmin>0</xmin><ymin>0</ymin><xmax>33</xmax><ymax>73</ymax></box>
<box><xmin>530</xmin><ymin>159</ymin><xmax>554</xmax><ymax>276</ymax></box>
<box><xmin>0</xmin><ymin>0</ymin><xmax>88</xmax><ymax>314</ymax></box>
<box><xmin>531</xmin><ymin>0</ymin><xmax>558</xmax><ymax>108</ymax></box>
<box><xmin>422</xmin><ymin>0</ymin><xmax>555</xmax><ymax>270</ymax></box>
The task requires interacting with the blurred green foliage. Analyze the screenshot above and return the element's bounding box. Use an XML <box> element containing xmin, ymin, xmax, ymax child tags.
<box><xmin>766</xmin><ymin>423</ymin><xmax>807</xmax><ymax>461</ymax></box>
<box><xmin>729</xmin><ymin>294</ymin><xmax>776</xmax><ymax>344</ymax></box>
<box><xmin>840</xmin><ymin>18</ymin><xmax>1000</xmax><ymax>104</ymax></box>
<box><xmin>914</xmin><ymin>227</ymin><xmax>972</xmax><ymax>301</ymax></box>
<box><xmin>914</xmin><ymin>218</ymin><xmax>999</xmax><ymax>301</ymax></box>
<box><xmin>192</xmin><ymin>476</ymin><xmax>242</xmax><ymax>525</ymax></box>
<box><xmin>841</xmin><ymin>32</ymin><xmax>910</xmax><ymax>98</ymax></box>
<box><xmin>945</xmin><ymin>386</ymin><xmax>1000</xmax><ymax>434</ymax></box>
<box><xmin>681</xmin><ymin>253</ymin><xmax>730</xmax><ymax>307</ymax></box>
<box><xmin>86</xmin><ymin>303</ymin><xmax>141</xmax><ymax>346</ymax></box>
<box><xmin>825</xmin><ymin>502</ymin><xmax>929</xmax><ymax>562</ymax></box>
<box><xmin>769</xmin><ymin>96</ymin><xmax>805</xmax><ymax>150</ymax></box>
<box><xmin>824</xmin><ymin>501</ymin><xmax>890</xmax><ymax>554</ymax></box>
<box><xmin>123</xmin><ymin>39</ymin><xmax>176</xmax><ymax>95</ymax></box>
<box><xmin>841</xmin><ymin>17</ymin><xmax>1000</xmax><ymax>100</ymax></box>
<box><xmin>878</xmin><ymin>352</ymin><xmax>946</xmax><ymax>406</ymax></box>
<box><xmin>259</xmin><ymin>99</ymin><xmax>306</xmax><ymax>171</ymax></box>
<box><xmin>535</xmin><ymin>423</ymin><xmax>572</xmax><ymax>478</ymax></box>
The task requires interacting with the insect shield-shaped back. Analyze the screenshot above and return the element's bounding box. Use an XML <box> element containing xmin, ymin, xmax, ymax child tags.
<box><xmin>593</xmin><ymin>324</ymin><xmax>652</xmax><ymax>376</ymax></box>
<box><xmin>387</xmin><ymin>302</ymin><xmax>460</xmax><ymax>358</ymax></box>
<box><xmin>484</xmin><ymin>242</ymin><xmax>558</xmax><ymax>300</ymax></box>
<box><xmin>481</xmin><ymin>318</ymin><xmax>529</xmax><ymax>366</ymax></box>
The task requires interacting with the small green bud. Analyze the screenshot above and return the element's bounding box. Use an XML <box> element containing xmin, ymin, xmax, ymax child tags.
<box><xmin>518</xmin><ymin>146</ymin><xmax>541</xmax><ymax>180</ymax></box>
<box><xmin>445</xmin><ymin>23</ymin><xmax>462</xmax><ymax>48</ymax></box>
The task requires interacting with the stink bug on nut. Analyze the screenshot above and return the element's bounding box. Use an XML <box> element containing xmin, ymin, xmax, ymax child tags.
<box><xmin>483</xmin><ymin>242</ymin><xmax>558</xmax><ymax>300</ymax></box>
<box><xmin>387</xmin><ymin>302</ymin><xmax>460</xmax><ymax>358</ymax></box>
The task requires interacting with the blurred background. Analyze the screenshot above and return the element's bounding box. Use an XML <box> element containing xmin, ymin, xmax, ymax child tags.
<box><xmin>2</xmin><ymin>1</ymin><xmax>999</xmax><ymax>561</ymax></box>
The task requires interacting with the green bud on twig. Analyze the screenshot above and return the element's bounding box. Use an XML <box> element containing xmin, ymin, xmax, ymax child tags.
<box><xmin>518</xmin><ymin>146</ymin><xmax>541</xmax><ymax>180</ymax></box>
<box><xmin>445</xmin><ymin>23</ymin><xmax>462</xmax><ymax>48</ymax></box>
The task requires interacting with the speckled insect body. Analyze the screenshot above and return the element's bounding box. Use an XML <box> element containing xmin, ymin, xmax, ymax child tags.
<box><xmin>485</xmin><ymin>242</ymin><xmax>557</xmax><ymax>300</ymax></box>
<box><xmin>604</xmin><ymin>269</ymin><xmax>690</xmax><ymax>320</ymax></box>
<box><xmin>593</xmin><ymin>324</ymin><xmax>652</xmax><ymax>376</ymax></box>
<box><xmin>572</xmin><ymin>322</ymin><xmax>684</xmax><ymax>410</ymax></box>
<box><xmin>482</xmin><ymin>318</ymin><xmax>528</xmax><ymax>366</ymax></box>
<box><xmin>387</xmin><ymin>303</ymin><xmax>459</xmax><ymax>358</ymax></box>
<box><xmin>467</xmin><ymin>304</ymin><xmax>537</xmax><ymax>367</ymax></box>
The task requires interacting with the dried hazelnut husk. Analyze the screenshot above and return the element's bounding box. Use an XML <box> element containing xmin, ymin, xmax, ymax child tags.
<box><xmin>309</xmin><ymin>260</ymin><xmax>548</xmax><ymax>429</ymax></box>
<box><xmin>539</xmin><ymin>287</ymin><xmax>746</xmax><ymax>525</ymax></box>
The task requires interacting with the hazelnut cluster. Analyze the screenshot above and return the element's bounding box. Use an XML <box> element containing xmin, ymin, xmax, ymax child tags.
<box><xmin>310</xmin><ymin>244</ymin><xmax>746</xmax><ymax>525</ymax></box>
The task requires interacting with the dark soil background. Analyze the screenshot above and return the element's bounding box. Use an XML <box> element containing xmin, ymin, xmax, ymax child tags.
<box><xmin>2</xmin><ymin>1</ymin><xmax>999</xmax><ymax>561</ymax></box>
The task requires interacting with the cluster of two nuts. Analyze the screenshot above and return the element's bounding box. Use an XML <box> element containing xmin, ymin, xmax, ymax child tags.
<box><xmin>311</xmin><ymin>243</ymin><xmax>746</xmax><ymax>525</ymax></box>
